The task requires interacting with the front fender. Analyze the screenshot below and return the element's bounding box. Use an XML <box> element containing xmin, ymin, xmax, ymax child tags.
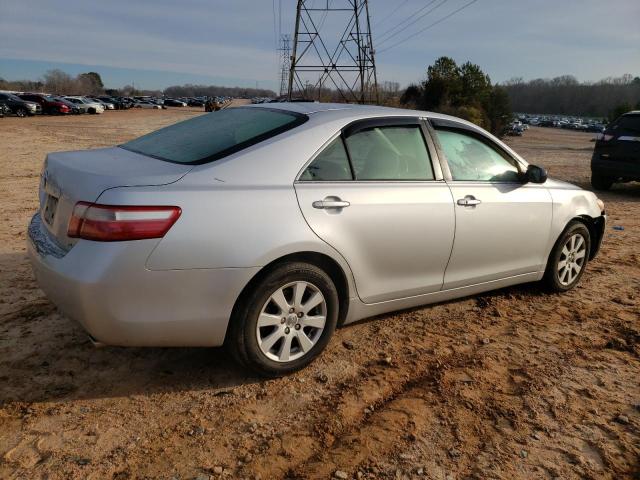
<box><xmin>545</xmin><ymin>185</ymin><xmax>604</xmax><ymax>259</ymax></box>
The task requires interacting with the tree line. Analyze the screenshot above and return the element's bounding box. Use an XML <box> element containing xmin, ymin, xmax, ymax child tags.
<box><xmin>400</xmin><ymin>56</ymin><xmax>512</xmax><ymax>136</ymax></box>
<box><xmin>502</xmin><ymin>75</ymin><xmax>640</xmax><ymax>119</ymax></box>
<box><xmin>163</xmin><ymin>84</ymin><xmax>276</xmax><ymax>99</ymax></box>
<box><xmin>0</xmin><ymin>69</ymin><xmax>277</xmax><ymax>98</ymax></box>
<box><xmin>0</xmin><ymin>69</ymin><xmax>105</xmax><ymax>96</ymax></box>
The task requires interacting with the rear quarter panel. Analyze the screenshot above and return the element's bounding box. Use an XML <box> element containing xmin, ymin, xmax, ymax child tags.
<box><xmin>96</xmin><ymin>181</ymin><xmax>357</xmax><ymax>296</ymax></box>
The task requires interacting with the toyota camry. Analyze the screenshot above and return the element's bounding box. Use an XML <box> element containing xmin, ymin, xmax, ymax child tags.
<box><xmin>28</xmin><ymin>103</ymin><xmax>606</xmax><ymax>376</ymax></box>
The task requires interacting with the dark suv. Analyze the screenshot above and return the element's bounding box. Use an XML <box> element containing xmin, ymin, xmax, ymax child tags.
<box><xmin>591</xmin><ymin>111</ymin><xmax>640</xmax><ymax>190</ymax></box>
<box><xmin>0</xmin><ymin>92</ymin><xmax>41</xmax><ymax>117</ymax></box>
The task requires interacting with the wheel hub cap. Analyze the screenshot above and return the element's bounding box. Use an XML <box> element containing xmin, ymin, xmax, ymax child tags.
<box><xmin>256</xmin><ymin>281</ymin><xmax>327</xmax><ymax>363</ymax></box>
<box><xmin>557</xmin><ymin>233</ymin><xmax>587</xmax><ymax>286</ymax></box>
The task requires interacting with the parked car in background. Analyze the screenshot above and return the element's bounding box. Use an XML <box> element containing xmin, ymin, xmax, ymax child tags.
<box><xmin>591</xmin><ymin>111</ymin><xmax>640</xmax><ymax>190</ymax></box>
<box><xmin>97</xmin><ymin>96</ymin><xmax>130</xmax><ymax>110</ymax></box>
<box><xmin>133</xmin><ymin>100</ymin><xmax>162</xmax><ymax>109</ymax></box>
<box><xmin>187</xmin><ymin>98</ymin><xmax>205</xmax><ymax>107</ymax></box>
<box><xmin>90</xmin><ymin>98</ymin><xmax>115</xmax><ymax>110</ymax></box>
<box><xmin>109</xmin><ymin>97</ymin><xmax>134</xmax><ymax>109</ymax></box>
<box><xmin>18</xmin><ymin>93</ymin><xmax>71</xmax><ymax>115</ymax></box>
<box><xmin>64</xmin><ymin>96</ymin><xmax>105</xmax><ymax>114</ymax></box>
<box><xmin>163</xmin><ymin>98</ymin><xmax>187</xmax><ymax>107</ymax></box>
<box><xmin>586</xmin><ymin>123</ymin><xmax>606</xmax><ymax>133</ymax></box>
<box><xmin>50</xmin><ymin>96</ymin><xmax>82</xmax><ymax>114</ymax></box>
<box><xmin>507</xmin><ymin>122</ymin><xmax>524</xmax><ymax>136</ymax></box>
<box><xmin>28</xmin><ymin>103</ymin><xmax>606</xmax><ymax>376</ymax></box>
<box><xmin>0</xmin><ymin>92</ymin><xmax>41</xmax><ymax>116</ymax></box>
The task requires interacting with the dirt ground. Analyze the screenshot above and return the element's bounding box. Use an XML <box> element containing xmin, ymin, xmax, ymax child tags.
<box><xmin>0</xmin><ymin>109</ymin><xmax>638</xmax><ymax>480</ymax></box>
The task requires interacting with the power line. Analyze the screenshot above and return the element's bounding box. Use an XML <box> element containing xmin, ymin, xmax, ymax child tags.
<box><xmin>278</xmin><ymin>0</ymin><xmax>282</xmax><ymax>39</ymax></box>
<box><xmin>317</xmin><ymin>0</ymin><xmax>333</xmax><ymax>32</ymax></box>
<box><xmin>378</xmin><ymin>0</ymin><xmax>480</xmax><ymax>53</ymax></box>
<box><xmin>377</xmin><ymin>0</ymin><xmax>448</xmax><ymax>46</ymax></box>
<box><xmin>372</xmin><ymin>0</ymin><xmax>411</xmax><ymax>28</ymax></box>
<box><xmin>376</xmin><ymin>0</ymin><xmax>443</xmax><ymax>43</ymax></box>
<box><xmin>272</xmin><ymin>0</ymin><xmax>278</xmax><ymax>49</ymax></box>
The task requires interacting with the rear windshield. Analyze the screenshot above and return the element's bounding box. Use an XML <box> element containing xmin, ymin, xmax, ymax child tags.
<box><xmin>610</xmin><ymin>114</ymin><xmax>640</xmax><ymax>133</ymax></box>
<box><xmin>121</xmin><ymin>107</ymin><xmax>307</xmax><ymax>164</ymax></box>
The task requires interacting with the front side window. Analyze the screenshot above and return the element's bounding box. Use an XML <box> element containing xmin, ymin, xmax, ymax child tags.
<box><xmin>299</xmin><ymin>137</ymin><xmax>352</xmax><ymax>181</ymax></box>
<box><xmin>435</xmin><ymin>129</ymin><xmax>521</xmax><ymax>182</ymax></box>
<box><xmin>345</xmin><ymin>126</ymin><xmax>434</xmax><ymax>181</ymax></box>
<box><xmin>122</xmin><ymin>107</ymin><xmax>307</xmax><ymax>164</ymax></box>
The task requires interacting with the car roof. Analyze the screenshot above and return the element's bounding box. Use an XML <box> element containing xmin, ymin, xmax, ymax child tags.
<box><xmin>246</xmin><ymin>101</ymin><xmax>474</xmax><ymax>126</ymax></box>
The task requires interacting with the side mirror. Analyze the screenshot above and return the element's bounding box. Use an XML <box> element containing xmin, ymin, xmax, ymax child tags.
<box><xmin>525</xmin><ymin>164</ymin><xmax>548</xmax><ymax>184</ymax></box>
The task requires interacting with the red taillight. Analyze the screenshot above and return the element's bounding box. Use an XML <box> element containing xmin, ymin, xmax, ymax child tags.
<box><xmin>68</xmin><ymin>202</ymin><xmax>181</xmax><ymax>241</ymax></box>
<box><xmin>595</xmin><ymin>133</ymin><xmax>614</xmax><ymax>142</ymax></box>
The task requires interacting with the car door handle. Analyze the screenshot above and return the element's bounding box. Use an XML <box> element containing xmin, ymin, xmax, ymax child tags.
<box><xmin>312</xmin><ymin>199</ymin><xmax>350</xmax><ymax>209</ymax></box>
<box><xmin>457</xmin><ymin>196</ymin><xmax>481</xmax><ymax>207</ymax></box>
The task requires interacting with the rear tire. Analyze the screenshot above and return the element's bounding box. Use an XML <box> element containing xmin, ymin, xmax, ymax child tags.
<box><xmin>591</xmin><ymin>173</ymin><xmax>613</xmax><ymax>191</ymax></box>
<box><xmin>228</xmin><ymin>262</ymin><xmax>339</xmax><ymax>377</ymax></box>
<box><xmin>543</xmin><ymin>221</ymin><xmax>591</xmax><ymax>292</ymax></box>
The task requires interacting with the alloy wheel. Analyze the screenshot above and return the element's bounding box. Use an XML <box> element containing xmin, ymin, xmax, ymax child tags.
<box><xmin>256</xmin><ymin>281</ymin><xmax>327</xmax><ymax>362</ymax></box>
<box><xmin>557</xmin><ymin>233</ymin><xmax>587</xmax><ymax>286</ymax></box>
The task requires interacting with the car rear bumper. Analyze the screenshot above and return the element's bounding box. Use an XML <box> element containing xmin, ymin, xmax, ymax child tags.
<box><xmin>592</xmin><ymin>149</ymin><xmax>640</xmax><ymax>180</ymax></box>
<box><xmin>27</xmin><ymin>213</ymin><xmax>258</xmax><ymax>347</ymax></box>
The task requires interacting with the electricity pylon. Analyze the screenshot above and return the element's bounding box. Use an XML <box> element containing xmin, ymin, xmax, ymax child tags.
<box><xmin>288</xmin><ymin>0</ymin><xmax>379</xmax><ymax>104</ymax></box>
<box><xmin>278</xmin><ymin>34</ymin><xmax>292</xmax><ymax>97</ymax></box>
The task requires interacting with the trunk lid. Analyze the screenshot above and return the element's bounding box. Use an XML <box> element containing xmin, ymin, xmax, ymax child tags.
<box><xmin>39</xmin><ymin>147</ymin><xmax>191</xmax><ymax>250</ymax></box>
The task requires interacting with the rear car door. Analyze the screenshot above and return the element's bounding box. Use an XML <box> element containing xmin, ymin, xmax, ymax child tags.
<box><xmin>429</xmin><ymin>119</ymin><xmax>553</xmax><ymax>289</ymax></box>
<box><xmin>295</xmin><ymin>117</ymin><xmax>455</xmax><ymax>304</ymax></box>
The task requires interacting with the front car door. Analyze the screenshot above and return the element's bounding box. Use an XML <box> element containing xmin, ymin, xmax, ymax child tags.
<box><xmin>429</xmin><ymin>119</ymin><xmax>553</xmax><ymax>289</ymax></box>
<box><xmin>295</xmin><ymin>117</ymin><xmax>455</xmax><ymax>304</ymax></box>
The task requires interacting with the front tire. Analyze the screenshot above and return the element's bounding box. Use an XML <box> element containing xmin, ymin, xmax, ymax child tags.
<box><xmin>15</xmin><ymin>107</ymin><xmax>27</xmax><ymax>117</ymax></box>
<box><xmin>228</xmin><ymin>262</ymin><xmax>339</xmax><ymax>377</ymax></box>
<box><xmin>543</xmin><ymin>221</ymin><xmax>591</xmax><ymax>292</ymax></box>
<box><xmin>591</xmin><ymin>173</ymin><xmax>614</xmax><ymax>191</ymax></box>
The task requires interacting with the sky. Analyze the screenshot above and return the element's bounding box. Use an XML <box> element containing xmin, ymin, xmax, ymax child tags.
<box><xmin>0</xmin><ymin>0</ymin><xmax>638</xmax><ymax>92</ymax></box>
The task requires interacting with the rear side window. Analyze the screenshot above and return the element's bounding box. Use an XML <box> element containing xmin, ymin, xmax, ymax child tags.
<box><xmin>299</xmin><ymin>137</ymin><xmax>352</xmax><ymax>181</ymax></box>
<box><xmin>345</xmin><ymin>126</ymin><xmax>434</xmax><ymax>180</ymax></box>
<box><xmin>122</xmin><ymin>107</ymin><xmax>307</xmax><ymax>164</ymax></box>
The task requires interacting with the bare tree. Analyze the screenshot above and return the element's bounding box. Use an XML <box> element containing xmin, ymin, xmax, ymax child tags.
<box><xmin>42</xmin><ymin>69</ymin><xmax>76</xmax><ymax>94</ymax></box>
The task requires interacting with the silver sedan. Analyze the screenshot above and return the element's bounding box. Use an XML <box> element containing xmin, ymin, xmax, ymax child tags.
<box><xmin>28</xmin><ymin>103</ymin><xmax>606</xmax><ymax>376</ymax></box>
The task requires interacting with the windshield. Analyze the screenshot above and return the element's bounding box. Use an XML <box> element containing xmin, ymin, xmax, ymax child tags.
<box><xmin>121</xmin><ymin>107</ymin><xmax>307</xmax><ymax>164</ymax></box>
